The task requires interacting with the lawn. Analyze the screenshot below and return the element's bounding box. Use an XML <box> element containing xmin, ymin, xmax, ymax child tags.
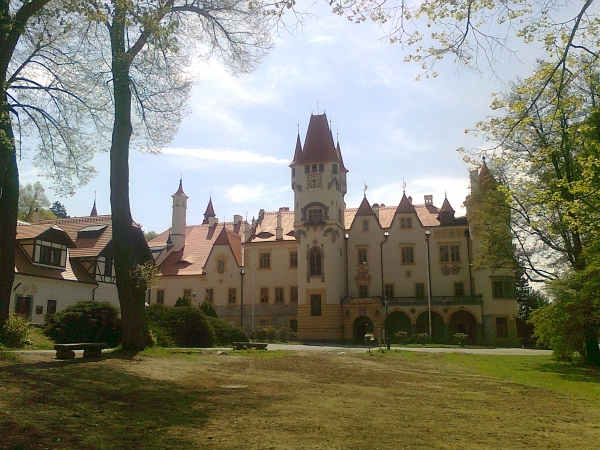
<box><xmin>1</xmin><ymin>348</ymin><xmax>599</xmax><ymax>449</ymax></box>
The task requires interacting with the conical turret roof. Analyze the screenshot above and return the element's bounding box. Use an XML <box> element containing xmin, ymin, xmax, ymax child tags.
<box><xmin>202</xmin><ymin>198</ymin><xmax>216</xmax><ymax>224</ymax></box>
<box><xmin>301</xmin><ymin>114</ymin><xmax>341</xmax><ymax>165</ymax></box>
<box><xmin>355</xmin><ymin>196</ymin><xmax>374</xmax><ymax>216</ymax></box>
<box><xmin>90</xmin><ymin>200</ymin><xmax>97</xmax><ymax>217</ymax></box>
<box><xmin>395</xmin><ymin>193</ymin><xmax>416</xmax><ymax>214</ymax></box>
<box><xmin>172</xmin><ymin>179</ymin><xmax>188</xmax><ymax>197</ymax></box>
<box><xmin>290</xmin><ymin>134</ymin><xmax>303</xmax><ymax>166</ymax></box>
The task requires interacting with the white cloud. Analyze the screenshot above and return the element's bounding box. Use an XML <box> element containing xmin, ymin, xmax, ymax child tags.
<box><xmin>163</xmin><ymin>147</ymin><xmax>289</xmax><ymax>164</ymax></box>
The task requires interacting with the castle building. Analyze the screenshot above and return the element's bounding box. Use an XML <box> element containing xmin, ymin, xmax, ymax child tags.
<box><xmin>148</xmin><ymin>113</ymin><xmax>519</xmax><ymax>346</ymax></box>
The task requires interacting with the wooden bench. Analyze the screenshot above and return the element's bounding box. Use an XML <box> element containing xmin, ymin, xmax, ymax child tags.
<box><xmin>54</xmin><ymin>343</ymin><xmax>108</xmax><ymax>359</ymax></box>
<box><xmin>232</xmin><ymin>342</ymin><xmax>268</xmax><ymax>350</ymax></box>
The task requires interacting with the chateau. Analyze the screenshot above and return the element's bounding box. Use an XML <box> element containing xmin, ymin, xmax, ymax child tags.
<box><xmin>148</xmin><ymin>113</ymin><xmax>519</xmax><ymax>346</ymax></box>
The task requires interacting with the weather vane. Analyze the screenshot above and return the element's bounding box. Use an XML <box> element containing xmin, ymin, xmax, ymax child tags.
<box><xmin>402</xmin><ymin>178</ymin><xmax>406</xmax><ymax>194</ymax></box>
<box><xmin>363</xmin><ymin>182</ymin><xmax>368</xmax><ymax>197</ymax></box>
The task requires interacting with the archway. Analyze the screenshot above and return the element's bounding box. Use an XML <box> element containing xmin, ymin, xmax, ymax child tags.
<box><xmin>416</xmin><ymin>311</ymin><xmax>444</xmax><ymax>343</ymax></box>
<box><xmin>449</xmin><ymin>310</ymin><xmax>478</xmax><ymax>345</ymax></box>
<box><xmin>353</xmin><ymin>316</ymin><xmax>374</xmax><ymax>344</ymax></box>
<box><xmin>385</xmin><ymin>311</ymin><xmax>412</xmax><ymax>343</ymax></box>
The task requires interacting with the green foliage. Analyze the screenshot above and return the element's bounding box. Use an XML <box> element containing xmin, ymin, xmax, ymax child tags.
<box><xmin>416</xmin><ymin>333</ymin><xmax>432</xmax><ymax>345</ymax></box>
<box><xmin>146</xmin><ymin>304</ymin><xmax>215</xmax><ymax>348</ymax></box>
<box><xmin>207</xmin><ymin>317</ymin><xmax>248</xmax><ymax>346</ymax></box>
<box><xmin>199</xmin><ymin>300</ymin><xmax>218</xmax><ymax>318</ymax></box>
<box><xmin>253</xmin><ymin>326</ymin><xmax>291</xmax><ymax>342</ymax></box>
<box><xmin>174</xmin><ymin>297</ymin><xmax>191</xmax><ymax>307</ymax></box>
<box><xmin>394</xmin><ymin>331</ymin><xmax>409</xmax><ymax>344</ymax></box>
<box><xmin>0</xmin><ymin>312</ymin><xmax>31</xmax><ymax>348</ymax></box>
<box><xmin>49</xmin><ymin>201</ymin><xmax>68</xmax><ymax>218</ymax></box>
<box><xmin>453</xmin><ymin>333</ymin><xmax>469</xmax><ymax>347</ymax></box>
<box><xmin>130</xmin><ymin>261</ymin><xmax>161</xmax><ymax>290</ymax></box>
<box><xmin>42</xmin><ymin>301</ymin><xmax>121</xmax><ymax>347</ymax></box>
<box><xmin>144</xmin><ymin>230</ymin><xmax>157</xmax><ymax>241</ymax></box>
<box><xmin>18</xmin><ymin>182</ymin><xmax>54</xmax><ymax>222</ymax></box>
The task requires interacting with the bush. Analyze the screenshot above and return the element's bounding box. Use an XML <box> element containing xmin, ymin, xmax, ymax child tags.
<box><xmin>278</xmin><ymin>327</ymin><xmax>289</xmax><ymax>342</ymax></box>
<box><xmin>453</xmin><ymin>333</ymin><xmax>469</xmax><ymax>347</ymax></box>
<box><xmin>166</xmin><ymin>307</ymin><xmax>215</xmax><ymax>347</ymax></box>
<box><xmin>416</xmin><ymin>333</ymin><xmax>432</xmax><ymax>344</ymax></box>
<box><xmin>394</xmin><ymin>331</ymin><xmax>409</xmax><ymax>345</ymax></box>
<box><xmin>200</xmin><ymin>300</ymin><xmax>218</xmax><ymax>318</ymax></box>
<box><xmin>148</xmin><ymin>324</ymin><xmax>174</xmax><ymax>347</ymax></box>
<box><xmin>174</xmin><ymin>297</ymin><xmax>191</xmax><ymax>307</ymax></box>
<box><xmin>0</xmin><ymin>312</ymin><xmax>30</xmax><ymax>348</ymax></box>
<box><xmin>288</xmin><ymin>330</ymin><xmax>298</xmax><ymax>342</ymax></box>
<box><xmin>254</xmin><ymin>326</ymin><xmax>267</xmax><ymax>341</ymax></box>
<box><xmin>207</xmin><ymin>317</ymin><xmax>248</xmax><ymax>346</ymax></box>
<box><xmin>43</xmin><ymin>301</ymin><xmax>121</xmax><ymax>347</ymax></box>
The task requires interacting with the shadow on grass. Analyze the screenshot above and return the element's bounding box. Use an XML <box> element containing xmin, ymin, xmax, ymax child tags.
<box><xmin>536</xmin><ymin>361</ymin><xmax>600</xmax><ymax>384</ymax></box>
<box><xmin>0</xmin><ymin>353</ymin><xmax>275</xmax><ymax>449</ymax></box>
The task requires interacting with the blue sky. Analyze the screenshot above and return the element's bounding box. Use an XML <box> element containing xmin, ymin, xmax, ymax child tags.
<box><xmin>19</xmin><ymin>2</ymin><xmax>540</xmax><ymax>234</ymax></box>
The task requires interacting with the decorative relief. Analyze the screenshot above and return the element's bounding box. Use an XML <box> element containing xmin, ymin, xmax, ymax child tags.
<box><xmin>434</xmin><ymin>229</ymin><xmax>464</xmax><ymax>238</ymax></box>
<box><xmin>322</xmin><ymin>227</ymin><xmax>339</xmax><ymax>242</ymax></box>
<box><xmin>441</xmin><ymin>265</ymin><xmax>461</xmax><ymax>276</ymax></box>
<box><xmin>327</xmin><ymin>177</ymin><xmax>341</xmax><ymax>191</ymax></box>
<box><xmin>294</xmin><ymin>229</ymin><xmax>307</xmax><ymax>243</ymax></box>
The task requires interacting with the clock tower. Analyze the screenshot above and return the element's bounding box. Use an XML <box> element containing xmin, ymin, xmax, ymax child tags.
<box><xmin>290</xmin><ymin>113</ymin><xmax>348</xmax><ymax>340</ymax></box>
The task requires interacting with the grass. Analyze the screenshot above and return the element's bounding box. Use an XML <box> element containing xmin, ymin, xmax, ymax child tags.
<box><xmin>2</xmin><ymin>348</ymin><xmax>600</xmax><ymax>449</ymax></box>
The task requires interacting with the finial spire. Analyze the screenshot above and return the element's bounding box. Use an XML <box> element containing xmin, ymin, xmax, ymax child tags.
<box><xmin>363</xmin><ymin>181</ymin><xmax>368</xmax><ymax>198</ymax></box>
<box><xmin>402</xmin><ymin>178</ymin><xmax>406</xmax><ymax>194</ymax></box>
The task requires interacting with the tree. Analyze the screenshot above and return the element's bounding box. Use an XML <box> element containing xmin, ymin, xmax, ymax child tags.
<box><xmin>143</xmin><ymin>230</ymin><xmax>157</xmax><ymax>242</ymax></box>
<box><xmin>50</xmin><ymin>201</ymin><xmax>68</xmax><ymax>218</ymax></box>
<box><xmin>78</xmin><ymin>0</ymin><xmax>274</xmax><ymax>350</ymax></box>
<box><xmin>17</xmin><ymin>182</ymin><xmax>53</xmax><ymax>222</ymax></box>
<box><xmin>1</xmin><ymin>3</ymin><xmax>106</xmax><ymax>328</ymax></box>
<box><xmin>464</xmin><ymin>57</ymin><xmax>600</xmax><ymax>365</ymax></box>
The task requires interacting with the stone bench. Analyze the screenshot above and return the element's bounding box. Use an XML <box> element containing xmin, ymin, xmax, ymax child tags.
<box><xmin>232</xmin><ymin>342</ymin><xmax>268</xmax><ymax>350</ymax></box>
<box><xmin>54</xmin><ymin>343</ymin><xmax>108</xmax><ymax>359</ymax></box>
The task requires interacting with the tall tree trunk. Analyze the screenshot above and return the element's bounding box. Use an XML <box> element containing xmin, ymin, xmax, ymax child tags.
<box><xmin>109</xmin><ymin>10</ymin><xmax>149</xmax><ymax>351</ymax></box>
<box><xmin>0</xmin><ymin>91</ymin><xmax>18</xmax><ymax>327</ymax></box>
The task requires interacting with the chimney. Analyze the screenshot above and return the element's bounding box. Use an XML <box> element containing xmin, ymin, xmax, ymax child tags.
<box><xmin>276</xmin><ymin>209</ymin><xmax>283</xmax><ymax>240</ymax></box>
<box><xmin>234</xmin><ymin>214</ymin><xmax>242</xmax><ymax>225</ymax></box>
<box><xmin>208</xmin><ymin>216</ymin><xmax>218</xmax><ymax>227</ymax></box>
<box><xmin>32</xmin><ymin>208</ymin><xmax>40</xmax><ymax>224</ymax></box>
<box><xmin>372</xmin><ymin>203</ymin><xmax>380</xmax><ymax>219</ymax></box>
<box><xmin>424</xmin><ymin>195</ymin><xmax>433</xmax><ymax>206</ymax></box>
<box><xmin>469</xmin><ymin>168</ymin><xmax>479</xmax><ymax>193</ymax></box>
<box><xmin>408</xmin><ymin>196</ymin><xmax>412</xmax><ymax>204</ymax></box>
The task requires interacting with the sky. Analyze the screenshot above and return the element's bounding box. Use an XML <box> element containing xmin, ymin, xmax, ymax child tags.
<box><xmin>18</xmin><ymin>1</ymin><xmax>542</xmax><ymax>234</ymax></box>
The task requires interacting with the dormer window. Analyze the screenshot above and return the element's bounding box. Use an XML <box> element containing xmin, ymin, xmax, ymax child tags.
<box><xmin>34</xmin><ymin>240</ymin><xmax>67</xmax><ymax>267</ymax></box>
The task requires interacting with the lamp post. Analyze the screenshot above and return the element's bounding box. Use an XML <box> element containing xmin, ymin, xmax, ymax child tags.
<box><xmin>425</xmin><ymin>230</ymin><xmax>433</xmax><ymax>338</ymax></box>
<box><xmin>380</xmin><ymin>230</ymin><xmax>390</xmax><ymax>349</ymax></box>
<box><xmin>240</xmin><ymin>268</ymin><xmax>245</xmax><ymax>328</ymax></box>
<box><xmin>192</xmin><ymin>291</ymin><xmax>197</xmax><ymax>307</ymax></box>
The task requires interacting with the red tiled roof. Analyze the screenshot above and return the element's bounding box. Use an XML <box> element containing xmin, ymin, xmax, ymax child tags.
<box><xmin>248</xmin><ymin>209</ymin><xmax>295</xmax><ymax>243</ymax></box>
<box><xmin>355</xmin><ymin>197</ymin><xmax>374</xmax><ymax>217</ymax></box>
<box><xmin>301</xmin><ymin>114</ymin><xmax>340</xmax><ymax>165</ymax></box>
<box><xmin>173</xmin><ymin>179</ymin><xmax>188</xmax><ymax>197</ymax></box>
<box><xmin>213</xmin><ymin>226</ymin><xmax>243</xmax><ymax>266</ymax></box>
<box><xmin>39</xmin><ymin>215</ymin><xmax>114</xmax><ymax>258</ymax></box>
<box><xmin>395</xmin><ymin>193</ymin><xmax>417</xmax><ymax>214</ymax></box>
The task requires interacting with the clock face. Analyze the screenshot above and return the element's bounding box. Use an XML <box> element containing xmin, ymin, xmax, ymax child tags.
<box><xmin>307</xmin><ymin>173</ymin><xmax>322</xmax><ymax>188</ymax></box>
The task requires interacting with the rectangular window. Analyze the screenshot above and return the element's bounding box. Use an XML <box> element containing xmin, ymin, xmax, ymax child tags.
<box><xmin>358</xmin><ymin>248</ymin><xmax>368</xmax><ymax>264</ymax></box>
<box><xmin>332</xmin><ymin>164</ymin><xmax>338</xmax><ymax>174</ymax></box>
<box><xmin>359</xmin><ymin>284</ymin><xmax>369</xmax><ymax>298</ymax></box>
<box><xmin>183</xmin><ymin>289</ymin><xmax>192</xmax><ymax>301</ymax></box>
<box><xmin>450</xmin><ymin>245</ymin><xmax>460</xmax><ymax>262</ymax></box>
<box><xmin>496</xmin><ymin>317</ymin><xmax>509</xmax><ymax>339</ymax></box>
<box><xmin>259</xmin><ymin>252</ymin><xmax>271</xmax><ymax>269</ymax></box>
<box><xmin>311</xmin><ymin>164</ymin><xmax>317</xmax><ymax>173</ymax></box>
<box><xmin>228</xmin><ymin>288</ymin><xmax>237</xmax><ymax>304</ymax></box>
<box><xmin>454</xmin><ymin>282</ymin><xmax>464</xmax><ymax>298</ymax></box>
<box><xmin>290</xmin><ymin>286</ymin><xmax>298</xmax><ymax>303</ymax></box>
<box><xmin>439</xmin><ymin>245</ymin><xmax>450</xmax><ymax>262</ymax></box>
<box><xmin>492</xmin><ymin>280</ymin><xmax>516</xmax><ymax>299</ymax></box>
<box><xmin>205</xmin><ymin>288</ymin><xmax>214</xmax><ymax>303</ymax></box>
<box><xmin>310</xmin><ymin>294</ymin><xmax>322</xmax><ymax>316</ymax></box>
<box><xmin>319</xmin><ymin>163</ymin><xmax>325</xmax><ymax>172</ymax></box>
<box><xmin>104</xmin><ymin>257</ymin><xmax>113</xmax><ymax>277</ymax></box>
<box><xmin>36</xmin><ymin>305</ymin><xmax>44</xmax><ymax>315</ymax></box>
<box><xmin>290</xmin><ymin>251</ymin><xmax>298</xmax><ymax>268</ymax></box>
<box><xmin>47</xmin><ymin>299</ymin><xmax>57</xmax><ymax>315</ymax></box>
<box><xmin>415</xmin><ymin>283</ymin><xmax>425</xmax><ymax>300</ymax></box>
<box><xmin>156</xmin><ymin>290</ymin><xmax>165</xmax><ymax>304</ymax></box>
<box><xmin>260</xmin><ymin>287</ymin><xmax>269</xmax><ymax>303</ymax></box>
<box><xmin>308</xmin><ymin>208</ymin><xmax>324</xmax><ymax>223</ymax></box>
<box><xmin>384</xmin><ymin>284</ymin><xmax>394</xmax><ymax>299</ymax></box>
<box><xmin>290</xmin><ymin>319</ymin><xmax>298</xmax><ymax>332</ymax></box>
<box><xmin>305</xmin><ymin>165</ymin><xmax>310</xmax><ymax>173</ymax></box>
<box><xmin>39</xmin><ymin>245</ymin><xmax>62</xmax><ymax>266</ymax></box>
<box><xmin>275</xmin><ymin>287</ymin><xmax>284</xmax><ymax>303</ymax></box>
<box><xmin>401</xmin><ymin>247</ymin><xmax>414</xmax><ymax>264</ymax></box>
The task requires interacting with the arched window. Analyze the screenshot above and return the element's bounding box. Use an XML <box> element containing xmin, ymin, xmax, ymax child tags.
<box><xmin>362</xmin><ymin>220</ymin><xmax>369</xmax><ymax>231</ymax></box>
<box><xmin>400</xmin><ymin>218</ymin><xmax>406</xmax><ymax>228</ymax></box>
<box><xmin>407</xmin><ymin>218</ymin><xmax>412</xmax><ymax>228</ymax></box>
<box><xmin>309</xmin><ymin>247</ymin><xmax>322</xmax><ymax>276</ymax></box>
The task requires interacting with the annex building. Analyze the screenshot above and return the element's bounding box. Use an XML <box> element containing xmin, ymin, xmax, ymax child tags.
<box><xmin>148</xmin><ymin>113</ymin><xmax>519</xmax><ymax>346</ymax></box>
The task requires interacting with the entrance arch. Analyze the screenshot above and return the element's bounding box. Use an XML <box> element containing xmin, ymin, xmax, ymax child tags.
<box><xmin>353</xmin><ymin>316</ymin><xmax>374</xmax><ymax>344</ymax></box>
<box><xmin>449</xmin><ymin>310</ymin><xmax>478</xmax><ymax>344</ymax></box>
<box><xmin>416</xmin><ymin>311</ymin><xmax>444</xmax><ymax>343</ymax></box>
<box><xmin>385</xmin><ymin>311</ymin><xmax>412</xmax><ymax>343</ymax></box>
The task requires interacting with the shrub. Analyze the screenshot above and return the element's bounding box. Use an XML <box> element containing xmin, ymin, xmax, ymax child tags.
<box><xmin>207</xmin><ymin>317</ymin><xmax>248</xmax><ymax>346</ymax></box>
<box><xmin>174</xmin><ymin>296</ymin><xmax>191</xmax><ymax>307</ymax></box>
<box><xmin>0</xmin><ymin>312</ymin><xmax>30</xmax><ymax>348</ymax></box>
<box><xmin>288</xmin><ymin>330</ymin><xmax>298</xmax><ymax>342</ymax></box>
<box><xmin>278</xmin><ymin>327</ymin><xmax>289</xmax><ymax>342</ymax></box>
<box><xmin>200</xmin><ymin>300</ymin><xmax>218</xmax><ymax>318</ymax></box>
<box><xmin>254</xmin><ymin>326</ymin><xmax>267</xmax><ymax>341</ymax></box>
<box><xmin>146</xmin><ymin>303</ymin><xmax>171</xmax><ymax>329</ymax></box>
<box><xmin>165</xmin><ymin>307</ymin><xmax>215</xmax><ymax>347</ymax></box>
<box><xmin>43</xmin><ymin>301</ymin><xmax>121</xmax><ymax>347</ymax></box>
<box><xmin>148</xmin><ymin>324</ymin><xmax>174</xmax><ymax>347</ymax></box>
<box><xmin>394</xmin><ymin>331</ymin><xmax>409</xmax><ymax>345</ymax></box>
<box><xmin>453</xmin><ymin>333</ymin><xmax>469</xmax><ymax>347</ymax></box>
<box><xmin>265</xmin><ymin>326</ymin><xmax>279</xmax><ymax>342</ymax></box>
<box><xmin>416</xmin><ymin>333</ymin><xmax>432</xmax><ymax>344</ymax></box>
